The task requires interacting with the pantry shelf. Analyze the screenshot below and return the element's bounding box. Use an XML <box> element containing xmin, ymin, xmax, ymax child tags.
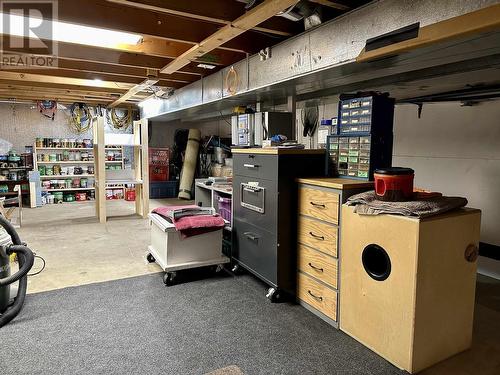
<box><xmin>37</xmin><ymin>161</ymin><xmax>94</xmax><ymax>164</ymax></box>
<box><xmin>43</xmin><ymin>187</ymin><xmax>95</xmax><ymax>192</ymax></box>
<box><xmin>40</xmin><ymin>174</ymin><xmax>94</xmax><ymax>179</ymax></box>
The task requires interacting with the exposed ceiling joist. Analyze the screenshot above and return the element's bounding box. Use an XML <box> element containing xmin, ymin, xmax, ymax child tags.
<box><xmin>308</xmin><ymin>0</ymin><xmax>350</xmax><ymax>11</ymax></box>
<box><xmin>56</xmin><ymin>0</ymin><xmax>283</xmax><ymax>53</ymax></box>
<box><xmin>109</xmin><ymin>78</ymin><xmax>159</xmax><ymax>107</ymax></box>
<box><xmin>106</xmin><ymin>0</ymin><xmax>298</xmax><ymax>37</ymax></box>
<box><xmin>0</xmin><ymin>68</ymin><xmax>186</xmax><ymax>89</ymax></box>
<box><xmin>0</xmin><ymin>71</ymin><xmax>135</xmax><ymax>91</ymax></box>
<box><xmin>110</xmin><ymin>0</ymin><xmax>298</xmax><ymax>107</ymax></box>
<box><xmin>162</xmin><ymin>0</ymin><xmax>299</xmax><ymax>74</ymax></box>
<box><xmin>0</xmin><ymin>34</ymin><xmax>237</xmax><ymax>74</ymax></box>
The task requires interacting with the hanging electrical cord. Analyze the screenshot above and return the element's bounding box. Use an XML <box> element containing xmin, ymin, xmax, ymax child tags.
<box><xmin>28</xmin><ymin>254</ymin><xmax>46</xmax><ymax>277</ymax></box>
<box><xmin>37</xmin><ymin>100</ymin><xmax>57</xmax><ymax>121</ymax></box>
<box><xmin>225</xmin><ymin>66</ymin><xmax>239</xmax><ymax>96</ymax></box>
<box><xmin>68</xmin><ymin>102</ymin><xmax>94</xmax><ymax>134</ymax></box>
<box><xmin>302</xmin><ymin>105</ymin><xmax>319</xmax><ymax>137</ymax></box>
<box><xmin>107</xmin><ymin>107</ymin><xmax>132</xmax><ymax>130</ymax></box>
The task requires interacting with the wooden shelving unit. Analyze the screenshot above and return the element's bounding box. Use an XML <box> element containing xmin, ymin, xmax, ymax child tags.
<box><xmin>34</xmin><ymin>142</ymin><xmax>126</xmax><ymax>205</ymax></box>
<box><xmin>93</xmin><ymin>117</ymin><xmax>149</xmax><ymax>223</ymax></box>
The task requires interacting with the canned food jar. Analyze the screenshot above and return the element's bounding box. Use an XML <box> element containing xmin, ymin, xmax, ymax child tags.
<box><xmin>53</xmin><ymin>192</ymin><xmax>64</xmax><ymax>204</ymax></box>
<box><xmin>53</xmin><ymin>138</ymin><xmax>60</xmax><ymax>148</ymax></box>
<box><xmin>46</xmin><ymin>194</ymin><xmax>55</xmax><ymax>204</ymax></box>
<box><xmin>49</xmin><ymin>154</ymin><xmax>57</xmax><ymax>162</ymax></box>
<box><xmin>73</xmin><ymin>178</ymin><xmax>80</xmax><ymax>188</ymax></box>
<box><xmin>83</xmin><ymin>139</ymin><xmax>92</xmax><ymax>148</ymax></box>
<box><xmin>65</xmin><ymin>179</ymin><xmax>72</xmax><ymax>189</ymax></box>
<box><xmin>58</xmin><ymin>180</ymin><xmax>66</xmax><ymax>189</ymax></box>
<box><xmin>63</xmin><ymin>150</ymin><xmax>70</xmax><ymax>161</ymax></box>
<box><xmin>36</xmin><ymin>138</ymin><xmax>44</xmax><ymax>148</ymax></box>
<box><xmin>38</xmin><ymin>166</ymin><xmax>46</xmax><ymax>175</ymax></box>
<box><xmin>53</xmin><ymin>165</ymin><xmax>61</xmax><ymax>175</ymax></box>
<box><xmin>74</xmin><ymin>152</ymin><xmax>82</xmax><ymax>161</ymax></box>
<box><xmin>80</xmin><ymin>178</ymin><xmax>88</xmax><ymax>188</ymax></box>
<box><xmin>374</xmin><ymin>167</ymin><xmax>415</xmax><ymax>202</ymax></box>
<box><xmin>46</xmin><ymin>167</ymin><xmax>53</xmax><ymax>176</ymax></box>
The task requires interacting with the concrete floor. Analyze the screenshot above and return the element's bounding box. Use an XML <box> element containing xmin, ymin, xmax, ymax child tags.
<box><xmin>12</xmin><ymin>201</ymin><xmax>500</xmax><ymax>375</ymax></box>
<box><xmin>18</xmin><ymin>198</ymin><xmax>185</xmax><ymax>294</ymax></box>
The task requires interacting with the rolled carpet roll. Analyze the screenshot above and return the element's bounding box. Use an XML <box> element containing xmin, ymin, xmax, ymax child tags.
<box><xmin>178</xmin><ymin>128</ymin><xmax>201</xmax><ymax>200</ymax></box>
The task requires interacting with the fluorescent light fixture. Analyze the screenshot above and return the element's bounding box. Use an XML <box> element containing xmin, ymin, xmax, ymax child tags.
<box><xmin>93</xmin><ymin>79</ymin><xmax>103</xmax><ymax>86</ymax></box>
<box><xmin>0</xmin><ymin>12</ymin><xmax>142</xmax><ymax>49</ymax></box>
<box><xmin>197</xmin><ymin>63</ymin><xmax>216</xmax><ymax>70</ymax></box>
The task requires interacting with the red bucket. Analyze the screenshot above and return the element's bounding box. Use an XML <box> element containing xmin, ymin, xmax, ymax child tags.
<box><xmin>374</xmin><ymin>167</ymin><xmax>414</xmax><ymax>202</ymax></box>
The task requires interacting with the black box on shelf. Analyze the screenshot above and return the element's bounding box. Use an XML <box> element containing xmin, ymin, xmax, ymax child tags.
<box><xmin>326</xmin><ymin>92</ymin><xmax>394</xmax><ymax>180</ymax></box>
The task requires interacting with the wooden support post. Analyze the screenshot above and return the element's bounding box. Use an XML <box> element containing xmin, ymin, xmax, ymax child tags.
<box><xmin>133</xmin><ymin>119</ymin><xmax>149</xmax><ymax>218</ymax></box>
<box><xmin>94</xmin><ymin>116</ymin><xmax>107</xmax><ymax>223</ymax></box>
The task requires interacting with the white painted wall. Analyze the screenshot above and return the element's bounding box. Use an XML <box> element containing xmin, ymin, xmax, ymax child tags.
<box><xmin>393</xmin><ymin>101</ymin><xmax>500</xmax><ymax>246</ymax></box>
<box><xmin>149</xmin><ymin>118</ymin><xmax>231</xmax><ymax>148</ymax></box>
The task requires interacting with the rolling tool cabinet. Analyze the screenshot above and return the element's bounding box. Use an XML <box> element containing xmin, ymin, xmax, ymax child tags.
<box><xmin>231</xmin><ymin>148</ymin><xmax>325</xmax><ymax>302</ymax></box>
<box><xmin>296</xmin><ymin>178</ymin><xmax>373</xmax><ymax>327</ymax></box>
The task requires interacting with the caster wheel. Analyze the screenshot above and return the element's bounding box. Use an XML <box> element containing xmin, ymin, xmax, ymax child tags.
<box><xmin>146</xmin><ymin>253</ymin><xmax>156</xmax><ymax>263</ymax></box>
<box><xmin>266</xmin><ymin>287</ymin><xmax>281</xmax><ymax>303</ymax></box>
<box><xmin>163</xmin><ymin>272</ymin><xmax>176</xmax><ymax>286</ymax></box>
<box><xmin>214</xmin><ymin>264</ymin><xmax>224</xmax><ymax>273</ymax></box>
<box><xmin>231</xmin><ymin>264</ymin><xmax>240</xmax><ymax>273</ymax></box>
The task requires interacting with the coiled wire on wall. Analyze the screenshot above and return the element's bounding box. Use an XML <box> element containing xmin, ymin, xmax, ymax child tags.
<box><xmin>107</xmin><ymin>108</ymin><xmax>132</xmax><ymax>131</ymax></box>
<box><xmin>225</xmin><ymin>66</ymin><xmax>239</xmax><ymax>96</ymax></box>
<box><xmin>68</xmin><ymin>102</ymin><xmax>94</xmax><ymax>134</ymax></box>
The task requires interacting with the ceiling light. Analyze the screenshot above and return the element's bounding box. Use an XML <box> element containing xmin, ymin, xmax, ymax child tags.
<box><xmin>197</xmin><ymin>63</ymin><xmax>216</xmax><ymax>70</ymax></box>
<box><xmin>0</xmin><ymin>12</ymin><xmax>142</xmax><ymax>49</ymax></box>
<box><xmin>93</xmin><ymin>79</ymin><xmax>103</xmax><ymax>86</ymax></box>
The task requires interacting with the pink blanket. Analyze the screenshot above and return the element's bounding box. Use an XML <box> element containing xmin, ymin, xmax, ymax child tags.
<box><xmin>152</xmin><ymin>205</ymin><xmax>225</xmax><ymax>238</ymax></box>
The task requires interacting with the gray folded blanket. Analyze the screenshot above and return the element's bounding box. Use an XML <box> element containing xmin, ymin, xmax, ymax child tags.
<box><xmin>346</xmin><ymin>191</ymin><xmax>468</xmax><ymax>218</ymax></box>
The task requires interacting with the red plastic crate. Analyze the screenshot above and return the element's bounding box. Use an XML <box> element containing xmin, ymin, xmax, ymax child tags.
<box><xmin>149</xmin><ymin>147</ymin><xmax>170</xmax><ymax>181</ymax></box>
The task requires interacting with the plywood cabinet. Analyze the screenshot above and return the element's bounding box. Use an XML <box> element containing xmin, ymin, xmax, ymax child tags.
<box><xmin>296</xmin><ymin>178</ymin><xmax>372</xmax><ymax>327</ymax></box>
<box><xmin>340</xmin><ymin>206</ymin><xmax>481</xmax><ymax>373</ymax></box>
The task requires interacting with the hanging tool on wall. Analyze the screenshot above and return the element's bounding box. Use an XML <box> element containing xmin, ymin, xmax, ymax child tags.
<box><xmin>37</xmin><ymin>100</ymin><xmax>57</xmax><ymax>121</ymax></box>
<box><xmin>107</xmin><ymin>107</ymin><xmax>133</xmax><ymax>130</ymax></box>
<box><xmin>68</xmin><ymin>102</ymin><xmax>94</xmax><ymax>134</ymax></box>
<box><xmin>302</xmin><ymin>105</ymin><xmax>319</xmax><ymax>137</ymax></box>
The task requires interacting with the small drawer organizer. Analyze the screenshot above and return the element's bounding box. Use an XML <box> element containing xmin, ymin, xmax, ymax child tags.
<box><xmin>326</xmin><ymin>93</ymin><xmax>395</xmax><ymax>180</ymax></box>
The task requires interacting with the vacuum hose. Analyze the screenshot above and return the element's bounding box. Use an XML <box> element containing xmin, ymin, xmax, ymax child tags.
<box><xmin>0</xmin><ymin>214</ymin><xmax>34</xmax><ymax>328</ymax></box>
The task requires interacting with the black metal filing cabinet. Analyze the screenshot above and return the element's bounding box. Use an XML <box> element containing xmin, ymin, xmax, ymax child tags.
<box><xmin>231</xmin><ymin>148</ymin><xmax>325</xmax><ymax>302</ymax></box>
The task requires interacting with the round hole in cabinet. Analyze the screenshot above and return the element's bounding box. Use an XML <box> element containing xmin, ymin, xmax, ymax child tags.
<box><xmin>362</xmin><ymin>244</ymin><xmax>391</xmax><ymax>281</ymax></box>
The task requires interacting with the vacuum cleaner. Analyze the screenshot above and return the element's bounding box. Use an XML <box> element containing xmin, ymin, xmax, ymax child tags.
<box><xmin>0</xmin><ymin>215</ymin><xmax>34</xmax><ymax>328</ymax></box>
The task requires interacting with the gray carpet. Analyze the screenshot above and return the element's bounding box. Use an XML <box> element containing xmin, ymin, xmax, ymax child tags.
<box><xmin>2</xmin><ymin>272</ymin><xmax>405</xmax><ymax>375</ymax></box>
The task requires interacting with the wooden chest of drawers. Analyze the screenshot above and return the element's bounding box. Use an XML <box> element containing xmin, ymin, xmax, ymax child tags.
<box><xmin>296</xmin><ymin>178</ymin><xmax>372</xmax><ymax>327</ymax></box>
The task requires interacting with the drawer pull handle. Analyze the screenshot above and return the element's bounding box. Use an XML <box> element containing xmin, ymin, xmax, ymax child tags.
<box><xmin>310</xmin><ymin>202</ymin><xmax>326</xmax><ymax>209</ymax></box>
<box><xmin>244</xmin><ymin>232</ymin><xmax>259</xmax><ymax>241</ymax></box>
<box><xmin>308</xmin><ymin>290</ymin><xmax>323</xmax><ymax>301</ymax></box>
<box><xmin>243</xmin><ymin>163</ymin><xmax>259</xmax><ymax>168</ymax></box>
<box><xmin>309</xmin><ymin>232</ymin><xmax>325</xmax><ymax>240</ymax></box>
<box><xmin>308</xmin><ymin>263</ymin><xmax>324</xmax><ymax>272</ymax></box>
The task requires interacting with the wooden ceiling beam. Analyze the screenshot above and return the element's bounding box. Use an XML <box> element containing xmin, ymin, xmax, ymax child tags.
<box><xmin>0</xmin><ymin>83</ymin><xmax>135</xmax><ymax>98</ymax></box>
<box><xmin>55</xmin><ymin>0</ymin><xmax>283</xmax><ymax>54</ymax></box>
<box><xmin>161</xmin><ymin>0</ymin><xmax>299</xmax><ymax>74</ymax></box>
<box><xmin>0</xmin><ymin>35</ymin><xmax>218</xmax><ymax>75</ymax></box>
<box><xmin>308</xmin><ymin>0</ymin><xmax>350</xmax><ymax>11</ymax></box>
<box><xmin>52</xmin><ymin>60</ymin><xmax>196</xmax><ymax>83</ymax></box>
<box><xmin>0</xmin><ymin>71</ymin><xmax>135</xmax><ymax>91</ymax></box>
<box><xmin>105</xmin><ymin>0</ymin><xmax>300</xmax><ymax>37</ymax></box>
<box><xmin>0</xmin><ymin>68</ymin><xmax>187</xmax><ymax>89</ymax></box>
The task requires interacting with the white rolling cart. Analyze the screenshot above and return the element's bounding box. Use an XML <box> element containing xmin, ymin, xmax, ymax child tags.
<box><xmin>147</xmin><ymin>212</ymin><xmax>230</xmax><ymax>286</ymax></box>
